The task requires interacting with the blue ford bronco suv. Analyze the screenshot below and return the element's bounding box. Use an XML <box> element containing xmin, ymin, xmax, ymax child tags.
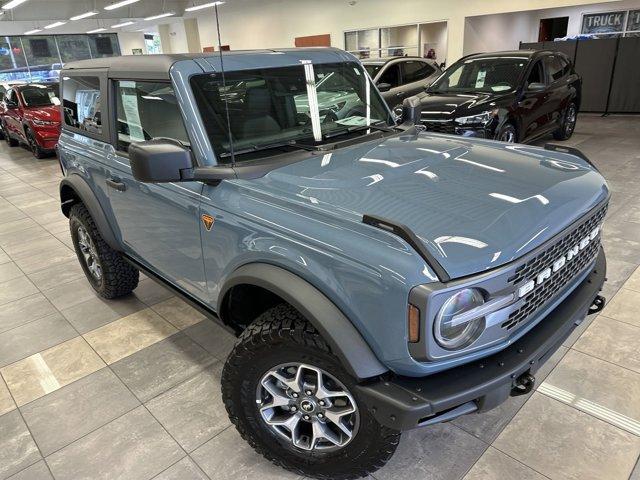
<box><xmin>58</xmin><ymin>49</ymin><xmax>608</xmax><ymax>479</ymax></box>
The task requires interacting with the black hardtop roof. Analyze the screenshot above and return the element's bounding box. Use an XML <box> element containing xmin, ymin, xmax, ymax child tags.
<box><xmin>62</xmin><ymin>47</ymin><xmax>348</xmax><ymax>77</ymax></box>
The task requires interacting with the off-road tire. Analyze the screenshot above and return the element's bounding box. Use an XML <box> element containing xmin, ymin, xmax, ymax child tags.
<box><xmin>553</xmin><ymin>102</ymin><xmax>577</xmax><ymax>140</ymax></box>
<box><xmin>222</xmin><ymin>304</ymin><xmax>401</xmax><ymax>480</ymax></box>
<box><xmin>69</xmin><ymin>203</ymin><xmax>139</xmax><ymax>298</ymax></box>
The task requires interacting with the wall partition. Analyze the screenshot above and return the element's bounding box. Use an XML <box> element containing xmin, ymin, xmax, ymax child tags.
<box><xmin>0</xmin><ymin>33</ymin><xmax>120</xmax><ymax>83</ymax></box>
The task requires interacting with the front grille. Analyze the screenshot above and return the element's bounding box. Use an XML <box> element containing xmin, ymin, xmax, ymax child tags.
<box><xmin>421</xmin><ymin>120</ymin><xmax>455</xmax><ymax>135</ymax></box>
<box><xmin>502</xmin><ymin>203</ymin><xmax>608</xmax><ymax>331</ymax></box>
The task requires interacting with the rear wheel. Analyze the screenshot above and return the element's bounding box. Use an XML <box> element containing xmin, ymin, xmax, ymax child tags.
<box><xmin>69</xmin><ymin>203</ymin><xmax>139</xmax><ymax>299</ymax></box>
<box><xmin>3</xmin><ymin>123</ymin><xmax>18</xmax><ymax>147</ymax></box>
<box><xmin>222</xmin><ymin>304</ymin><xmax>400</xmax><ymax>480</ymax></box>
<box><xmin>26</xmin><ymin>128</ymin><xmax>46</xmax><ymax>159</ymax></box>
<box><xmin>553</xmin><ymin>102</ymin><xmax>577</xmax><ymax>140</ymax></box>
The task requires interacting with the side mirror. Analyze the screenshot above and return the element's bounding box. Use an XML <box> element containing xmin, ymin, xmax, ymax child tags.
<box><xmin>377</xmin><ymin>82</ymin><xmax>392</xmax><ymax>93</ymax></box>
<box><xmin>527</xmin><ymin>82</ymin><xmax>546</xmax><ymax>92</ymax></box>
<box><xmin>129</xmin><ymin>139</ymin><xmax>194</xmax><ymax>183</ymax></box>
<box><xmin>401</xmin><ymin>95</ymin><xmax>422</xmax><ymax>126</ymax></box>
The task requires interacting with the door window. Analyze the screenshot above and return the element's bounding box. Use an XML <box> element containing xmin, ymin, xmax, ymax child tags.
<box><xmin>62</xmin><ymin>76</ymin><xmax>102</xmax><ymax>135</ymax></box>
<box><xmin>526</xmin><ymin>60</ymin><xmax>545</xmax><ymax>85</ymax></box>
<box><xmin>544</xmin><ymin>56</ymin><xmax>566</xmax><ymax>83</ymax></box>
<box><xmin>115</xmin><ymin>80</ymin><xmax>190</xmax><ymax>152</ymax></box>
<box><xmin>377</xmin><ymin>63</ymin><xmax>401</xmax><ymax>88</ymax></box>
<box><xmin>401</xmin><ymin>60</ymin><xmax>435</xmax><ymax>84</ymax></box>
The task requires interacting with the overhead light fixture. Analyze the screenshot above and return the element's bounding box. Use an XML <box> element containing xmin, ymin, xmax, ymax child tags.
<box><xmin>104</xmin><ymin>0</ymin><xmax>140</xmax><ymax>10</ymax></box>
<box><xmin>1</xmin><ymin>0</ymin><xmax>29</xmax><ymax>10</ymax></box>
<box><xmin>24</xmin><ymin>28</ymin><xmax>42</xmax><ymax>34</ymax></box>
<box><xmin>87</xmin><ymin>27</ymin><xmax>107</xmax><ymax>33</ymax></box>
<box><xmin>44</xmin><ymin>21</ymin><xmax>66</xmax><ymax>29</ymax></box>
<box><xmin>111</xmin><ymin>21</ymin><xmax>135</xmax><ymax>28</ymax></box>
<box><xmin>144</xmin><ymin>12</ymin><xmax>175</xmax><ymax>21</ymax></box>
<box><xmin>70</xmin><ymin>11</ymin><xmax>98</xmax><ymax>21</ymax></box>
<box><xmin>185</xmin><ymin>1</ymin><xmax>225</xmax><ymax>12</ymax></box>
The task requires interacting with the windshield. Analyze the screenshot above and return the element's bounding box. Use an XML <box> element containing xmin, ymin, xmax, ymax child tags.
<box><xmin>430</xmin><ymin>57</ymin><xmax>527</xmax><ymax>94</ymax></box>
<box><xmin>190</xmin><ymin>61</ymin><xmax>392</xmax><ymax>162</ymax></box>
<box><xmin>20</xmin><ymin>85</ymin><xmax>60</xmax><ymax>107</ymax></box>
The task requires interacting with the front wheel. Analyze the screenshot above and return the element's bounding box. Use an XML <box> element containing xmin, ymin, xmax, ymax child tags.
<box><xmin>497</xmin><ymin>123</ymin><xmax>517</xmax><ymax>143</ymax></box>
<box><xmin>553</xmin><ymin>102</ymin><xmax>577</xmax><ymax>140</ymax></box>
<box><xmin>69</xmin><ymin>203</ymin><xmax>139</xmax><ymax>299</ymax></box>
<box><xmin>222</xmin><ymin>304</ymin><xmax>400</xmax><ymax>480</ymax></box>
<box><xmin>26</xmin><ymin>128</ymin><xmax>46</xmax><ymax>159</ymax></box>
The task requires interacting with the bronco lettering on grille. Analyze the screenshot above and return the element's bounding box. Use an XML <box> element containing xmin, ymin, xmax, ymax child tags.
<box><xmin>517</xmin><ymin>226</ymin><xmax>600</xmax><ymax>299</ymax></box>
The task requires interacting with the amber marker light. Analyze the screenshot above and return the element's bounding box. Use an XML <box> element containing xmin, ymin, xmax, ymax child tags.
<box><xmin>408</xmin><ymin>304</ymin><xmax>420</xmax><ymax>343</ymax></box>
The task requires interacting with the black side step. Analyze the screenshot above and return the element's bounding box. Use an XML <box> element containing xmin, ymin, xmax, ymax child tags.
<box><xmin>362</xmin><ymin>214</ymin><xmax>450</xmax><ymax>282</ymax></box>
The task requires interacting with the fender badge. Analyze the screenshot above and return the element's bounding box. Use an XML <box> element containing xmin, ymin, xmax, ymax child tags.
<box><xmin>201</xmin><ymin>214</ymin><xmax>215</xmax><ymax>231</ymax></box>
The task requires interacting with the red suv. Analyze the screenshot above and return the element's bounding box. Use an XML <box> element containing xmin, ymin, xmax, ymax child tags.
<box><xmin>0</xmin><ymin>83</ymin><xmax>61</xmax><ymax>158</ymax></box>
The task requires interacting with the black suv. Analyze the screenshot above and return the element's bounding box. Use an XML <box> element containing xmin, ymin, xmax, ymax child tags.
<box><xmin>362</xmin><ymin>57</ymin><xmax>442</xmax><ymax>114</ymax></box>
<box><xmin>416</xmin><ymin>50</ymin><xmax>581</xmax><ymax>143</ymax></box>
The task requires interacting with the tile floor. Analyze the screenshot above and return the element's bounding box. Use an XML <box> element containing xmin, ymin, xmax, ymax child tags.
<box><xmin>0</xmin><ymin>114</ymin><xmax>639</xmax><ymax>480</ymax></box>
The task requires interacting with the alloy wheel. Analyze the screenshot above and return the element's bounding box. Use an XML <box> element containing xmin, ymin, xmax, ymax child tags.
<box><xmin>77</xmin><ymin>225</ymin><xmax>102</xmax><ymax>281</ymax></box>
<box><xmin>256</xmin><ymin>363</ymin><xmax>359</xmax><ymax>452</ymax></box>
<box><xmin>565</xmin><ymin>104</ymin><xmax>577</xmax><ymax>136</ymax></box>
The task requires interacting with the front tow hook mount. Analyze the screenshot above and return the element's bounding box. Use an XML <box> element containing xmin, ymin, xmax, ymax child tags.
<box><xmin>511</xmin><ymin>372</ymin><xmax>535</xmax><ymax>397</ymax></box>
<box><xmin>588</xmin><ymin>295</ymin><xmax>606</xmax><ymax>315</ymax></box>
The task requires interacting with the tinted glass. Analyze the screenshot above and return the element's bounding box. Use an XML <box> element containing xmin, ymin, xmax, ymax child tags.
<box><xmin>191</xmin><ymin>62</ymin><xmax>392</xmax><ymax>162</ymax></box>
<box><xmin>62</xmin><ymin>76</ymin><xmax>102</xmax><ymax>135</ymax></box>
<box><xmin>20</xmin><ymin>84</ymin><xmax>60</xmax><ymax>107</ymax></box>
<box><xmin>378</xmin><ymin>63</ymin><xmax>401</xmax><ymax>87</ymax></box>
<box><xmin>544</xmin><ymin>56</ymin><xmax>566</xmax><ymax>82</ymax></box>
<box><xmin>364</xmin><ymin>64</ymin><xmax>383</xmax><ymax>79</ymax></box>
<box><xmin>57</xmin><ymin>36</ymin><xmax>92</xmax><ymax>63</ymax></box>
<box><xmin>527</xmin><ymin>60</ymin><xmax>544</xmax><ymax>84</ymax></box>
<box><xmin>431</xmin><ymin>57</ymin><xmax>527</xmax><ymax>93</ymax></box>
<box><xmin>115</xmin><ymin>81</ymin><xmax>190</xmax><ymax>152</ymax></box>
<box><xmin>402</xmin><ymin>60</ymin><xmax>435</xmax><ymax>83</ymax></box>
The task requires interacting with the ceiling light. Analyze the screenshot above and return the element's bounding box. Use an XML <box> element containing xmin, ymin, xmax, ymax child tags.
<box><xmin>144</xmin><ymin>12</ymin><xmax>175</xmax><ymax>21</ymax></box>
<box><xmin>44</xmin><ymin>21</ymin><xmax>66</xmax><ymax>29</ymax></box>
<box><xmin>111</xmin><ymin>21</ymin><xmax>135</xmax><ymax>28</ymax></box>
<box><xmin>104</xmin><ymin>0</ymin><xmax>140</xmax><ymax>10</ymax></box>
<box><xmin>87</xmin><ymin>27</ymin><xmax>107</xmax><ymax>33</ymax></box>
<box><xmin>1</xmin><ymin>0</ymin><xmax>28</xmax><ymax>10</ymax></box>
<box><xmin>24</xmin><ymin>28</ymin><xmax>42</xmax><ymax>34</ymax></box>
<box><xmin>70</xmin><ymin>11</ymin><xmax>98</xmax><ymax>21</ymax></box>
<box><xmin>185</xmin><ymin>1</ymin><xmax>225</xmax><ymax>12</ymax></box>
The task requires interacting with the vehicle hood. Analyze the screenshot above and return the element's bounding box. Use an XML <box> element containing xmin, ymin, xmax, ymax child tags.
<box><xmin>23</xmin><ymin>105</ymin><xmax>61</xmax><ymax>123</ymax></box>
<box><xmin>247</xmin><ymin>133</ymin><xmax>609</xmax><ymax>280</ymax></box>
<box><xmin>417</xmin><ymin>91</ymin><xmax>512</xmax><ymax>119</ymax></box>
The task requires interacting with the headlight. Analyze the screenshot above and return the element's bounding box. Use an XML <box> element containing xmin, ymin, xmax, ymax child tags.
<box><xmin>31</xmin><ymin>119</ymin><xmax>58</xmax><ymax>126</ymax></box>
<box><xmin>434</xmin><ymin>288</ymin><xmax>486</xmax><ymax>349</ymax></box>
<box><xmin>455</xmin><ymin>109</ymin><xmax>498</xmax><ymax>126</ymax></box>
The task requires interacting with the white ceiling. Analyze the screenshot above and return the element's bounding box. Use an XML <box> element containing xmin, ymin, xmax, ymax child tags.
<box><xmin>0</xmin><ymin>0</ymin><xmax>205</xmax><ymax>34</ymax></box>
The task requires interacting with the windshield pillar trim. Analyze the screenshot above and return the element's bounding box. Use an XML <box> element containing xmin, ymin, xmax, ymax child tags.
<box><xmin>301</xmin><ymin>60</ymin><xmax>322</xmax><ymax>142</ymax></box>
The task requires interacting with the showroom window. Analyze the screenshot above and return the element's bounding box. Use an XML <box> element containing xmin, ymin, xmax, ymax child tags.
<box><xmin>344</xmin><ymin>25</ymin><xmax>419</xmax><ymax>59</ymax></box>
<box><xmin>115</xmin><ymin>80</ymin><xmax>190</xmax><ymax>152</ymax></box>
<box><xmin>62</xmin><ymin>76</ymin><xmax>102</xmax><ymax>135</ymax></box>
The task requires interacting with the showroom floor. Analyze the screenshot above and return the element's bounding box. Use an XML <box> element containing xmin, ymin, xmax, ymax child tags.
<box><xmin>0</xmin><ymin>114</ymin><xmax>639</xmax><ymax>480</ymax></box>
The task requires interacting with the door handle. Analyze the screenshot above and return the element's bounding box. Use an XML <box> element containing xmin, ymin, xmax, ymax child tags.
<box><xmin>106</xmin><ymin>178</ymin><xmax>126</xmax><ymax>192</ymax></box>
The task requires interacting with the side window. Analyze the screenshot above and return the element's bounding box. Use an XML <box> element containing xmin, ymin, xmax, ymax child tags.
<box><xmin>526</xmin><ymin>60</ymin><xmax>544</xmax><ymax>85</ymax></box>
<box><xmin>544</xmin><ymin>56</ymin><xmax>565</xmax><ymax>83</ymax></box>
<box><xmin>377</xmin><ymin>63</ymin><xmax>401</xmax><ymax>88</ymax></box>
<box><xmin>62</xmin><ymin>76</ymin><xmax>102</xmax><ymax>135</ymax></box>
<box><xmin>401</xmin><ymin>61</ymin><xmax>435</xmax><ymax>84</ymax></box>
<box><xmin>115</xmin><ymin>80</ymin><xmax>190</xmax><ymax>153</ymax></box>
<box><xmin>0</xmin><ymin>86</ymin><xmax>5</xmax><ymax>101</ymax></box>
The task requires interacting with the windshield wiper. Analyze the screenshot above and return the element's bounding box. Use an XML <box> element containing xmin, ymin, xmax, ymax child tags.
<box><xmin>221</xmin><ymin>139</ymin><xmax>322</xmax><ymax>157</ymax></box>
<box><xmin>323</xmin><ymin>122</ymin><xmax>397</xmax><ymax>140</ymax></box>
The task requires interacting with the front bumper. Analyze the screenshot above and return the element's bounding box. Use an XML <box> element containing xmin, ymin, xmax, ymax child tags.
<box><xmin>356</xmin><ymin>249</ymin><xmax>606</xmax><ymax>431</ymax></box>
